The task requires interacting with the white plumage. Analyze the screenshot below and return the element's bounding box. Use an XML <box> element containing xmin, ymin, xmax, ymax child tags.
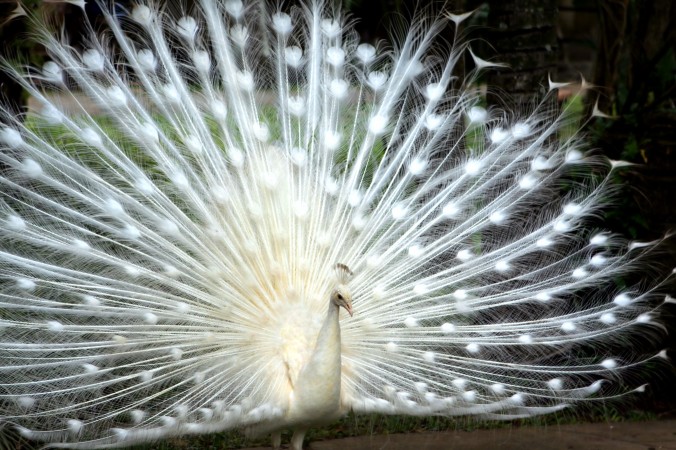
<box><xmin>0</xmin><ymin>1</ymin><xmax>670</xmax><ymax>449</ymax></box>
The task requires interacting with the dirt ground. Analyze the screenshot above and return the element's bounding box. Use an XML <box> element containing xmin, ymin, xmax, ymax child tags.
<box><xmin>242</xmin><ymin>419</ymin><xmax>676</xmax><ymax>450</ymax></box>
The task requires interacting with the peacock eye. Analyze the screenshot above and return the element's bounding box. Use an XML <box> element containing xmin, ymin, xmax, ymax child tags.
<box><xmin>337</xmin><ymin>293</ymin><xmax>344</xmax><ymax>300</ymax></box>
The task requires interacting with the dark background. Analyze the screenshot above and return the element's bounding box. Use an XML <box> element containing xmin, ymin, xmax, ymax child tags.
<box><xmin>2</xmin><ymin>0</ymin><xmax>673</xmax><ymax>239</ymax></box>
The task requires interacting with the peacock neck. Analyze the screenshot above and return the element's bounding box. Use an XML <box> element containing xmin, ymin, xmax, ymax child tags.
<box><xmin>318</xmin><ymin>302</ymin><xmax>341</xmax><ymax>352</ymax></box>
<box><xmin>308</xmin><ymin>301</ymin><xmax>341</xmax><ymax>377</ymax></box>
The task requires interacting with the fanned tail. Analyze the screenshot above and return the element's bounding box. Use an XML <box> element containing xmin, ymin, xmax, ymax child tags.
<box><xmin>0</xmin><ymin>1</ymin><xmax>669</xmax><ymax>448</ymax></box>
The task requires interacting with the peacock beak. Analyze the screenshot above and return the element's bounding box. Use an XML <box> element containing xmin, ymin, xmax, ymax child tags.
<box><xmin>344</xmin><ymin>302</ymin><xmax>353</xmax><ymax>317</ymax></box>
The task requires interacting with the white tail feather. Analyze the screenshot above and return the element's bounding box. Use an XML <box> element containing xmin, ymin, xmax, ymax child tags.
<box><xmin>0</xmin><ymin>1</ymin><xmax>668</xmax><ymax>449</ymax></box>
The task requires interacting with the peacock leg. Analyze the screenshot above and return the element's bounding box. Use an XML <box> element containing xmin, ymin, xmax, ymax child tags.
<box><xmin>271</xmin><ymin>431</ymin><xmax>282</xmax><ymax>449</ymax></box>
<box><xmin>290</xmin><ymin>428</ymin><xmax>307</xmax><ymax>450</ymax></box>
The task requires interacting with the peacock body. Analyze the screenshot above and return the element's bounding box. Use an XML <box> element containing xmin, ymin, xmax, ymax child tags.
<box><xmin>0</xmin><ymin>1</ymin><xmax>670</xmax><ymax>449</ymax></box>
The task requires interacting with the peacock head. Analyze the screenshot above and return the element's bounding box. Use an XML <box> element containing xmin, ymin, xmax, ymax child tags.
<box><xmin>332</xmin><ymin>263</ymin><xmax>354</xmax><ymax>317</ymax></box>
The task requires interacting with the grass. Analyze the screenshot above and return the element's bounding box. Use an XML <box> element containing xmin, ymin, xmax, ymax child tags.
<box><xmin>2</xmin><ymin>403</ymin><xmax>666</xmax><ymax>450</ymax></box>
<box><xmin>111</xmin><ymin>403</ymin><xmax>661</xmax><ymax>449</ymax></box>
